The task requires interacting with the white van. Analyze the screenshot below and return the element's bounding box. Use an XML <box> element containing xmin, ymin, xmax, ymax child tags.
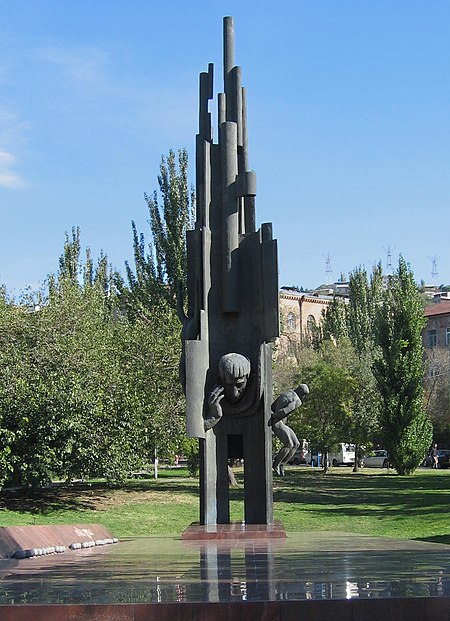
<box><xmin>329</xmin><ymin>443</ymin><xmax>355</xmax><ymax>467</ymax></box>
<box><xmin>305</xmin><ymin>443</ymin><xmax>355</xmax><ymax>467</ymax></box>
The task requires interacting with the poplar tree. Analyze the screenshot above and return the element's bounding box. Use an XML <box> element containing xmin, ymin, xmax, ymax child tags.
<box><xmin>374</xmin><ymin>257</ymin><xmax>432</xmax><ymax>474</ymax></box>
<box><xmin>124</xmin><ymin>148</ymin><xmax>195</xmax><ymax>316</ymax></box>
<box><xmin>321</xmin><ymin>295</ymin><xmax>348</xmax><ymax>342</ymax></box>
<box><xmin>320</xmin><ymin>266</ymin><xmax>383</xmax><ymax>468</ymax></box>
<box><xmin>119</xmin><ymin>149</ymin><xmax>194</xmax><ymax>472</ymax></box>
<box><xmin>348</xmin><ymin>266</ymin><xmax>376</xmax><ymax>354</ymax></box>
<box><xmin>322</xmin><ymin>263</ymin><xmax>383</xmax><ymax>353</ymax></box>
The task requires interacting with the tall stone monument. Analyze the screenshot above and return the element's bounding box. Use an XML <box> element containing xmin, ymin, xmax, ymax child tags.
<box><xmin>182</xmin><ymin>16</ymin><xmax>279</xmax><ymax>526</ymax></box>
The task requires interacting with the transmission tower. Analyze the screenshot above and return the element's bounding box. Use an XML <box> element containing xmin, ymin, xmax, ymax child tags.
<box><xmin>324</xmin><ymin>253</ymin><xmax>333</xmax><ymax>283</ymax></box>
<box><xmin>383</xmin><ymin>244</ymin><xmax>395</xmax><ymax>275</ymax></box>
<box><xmin>429</xmin><ymin>255</ymin><xmax>439</xmax><ymax>285</ymax></box>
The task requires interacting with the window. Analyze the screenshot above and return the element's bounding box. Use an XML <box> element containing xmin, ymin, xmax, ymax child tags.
<box><xmin>287</xmin><ymin>312</ymin><xmax>296</xmax><ymax>331</ymax></box>
<box><xmin>307</xmin><ymin>315</ymin><xmax>316</xmax><ymax>332</ymax></box>
<box><xmin>446</xmin><ymin>327</ymin><xmax>450</xmax><ymax>346</ymax></box>
<box><xmin>428</xmin><ymin>329</ymin><xmax>437</xmax><ymax>348</ymax></box>
<box><xmin>428</xmin><ymin>362</ymin><xmax>439</xmax><ymax>377</ymax></box>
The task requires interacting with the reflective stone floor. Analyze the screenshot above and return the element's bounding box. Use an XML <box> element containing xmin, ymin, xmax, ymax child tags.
<box><xmin>0</xmin><ymin>532</ymin><xmax>449</xmax><ymax>605</ymax></box>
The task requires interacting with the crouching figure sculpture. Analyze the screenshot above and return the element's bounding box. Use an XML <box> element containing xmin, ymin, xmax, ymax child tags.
<box><xmin>270</xmin><ymin>384</ymin><xmax>309</xmax><ymax>476</ymax></box>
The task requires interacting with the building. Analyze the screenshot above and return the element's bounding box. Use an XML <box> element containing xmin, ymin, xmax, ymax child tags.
<box><xmin>278</xmin><ymin>288</ymin><xmax>334</xmax><ymax>354</ymax></box>
<box><xmin>278</xmin><ymin>284</ymin><xmax>450</xmax><ymax>355</ymax></box>
<box><xmin>423</xmin><ymin>301</ymin><xmax>450</xmax><ymax>349</ymax></box>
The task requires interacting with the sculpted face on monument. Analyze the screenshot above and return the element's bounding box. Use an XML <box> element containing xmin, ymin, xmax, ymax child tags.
<box><xmin>218</xmin><ymin>353</ymin><xmax>250</xmax><ymax>404</ymax></box>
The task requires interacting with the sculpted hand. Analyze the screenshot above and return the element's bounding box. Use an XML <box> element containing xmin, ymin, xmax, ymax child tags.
<box><xmin>208</xmin><ymin>385</ymin><xmax>224</xmax><ymax>420</ymax></box>
<box><xmin>204</xmin><ymin>385</ymin><xmax>224</xmax><ymax>431</ymax></box>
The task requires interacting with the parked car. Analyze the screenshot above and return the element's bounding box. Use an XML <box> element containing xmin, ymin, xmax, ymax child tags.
<box><xmin>362</xmin><ymin>449</ymin><xmax>390</xmax><ymax>468</ymax></box>
<box><xmin>437</xmin><ymin>449</ymin><xmax>450</xmax><ymax>469</ymax></box>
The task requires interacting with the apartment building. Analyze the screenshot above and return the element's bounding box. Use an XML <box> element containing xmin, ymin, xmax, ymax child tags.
<box><xmin>423</xmin><ymin>301</ymin><xmax>450</xmax><ymax>349</ymax></box>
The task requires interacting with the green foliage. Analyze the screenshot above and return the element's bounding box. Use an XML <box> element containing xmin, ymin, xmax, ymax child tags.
<box><xmin>294</xmin><ymin>342</ymin><xmax>356</xmax><ymax>473</ymax></box>
<box><xmin>286</xmin><ymin>259</ymin><xmax>432</xmax><ymax>475</ymax></box>
<box><xmin>322</xmin><ymin>264</ymin><xmax>383</xmax><ymax>353</ymax></box>
<box><xmin>182</xmin><ymin>438</ymin><xmax>200</xmax><ymax>477</ymax></box>
<box><xmin>318</xmin><ymin>265</ymin><xmax>384</xmax><ymax>466</ymax></box>
<box><xmin>58</xmin><ymin>227</ymin><xmax>82</xmax><ymax>282</ymax></box>
<box><xmin>272</xmin><ymin>343</ymin><xmax>317</xmax><ymax>396</ymax></box>
<box><xmin>1</xmin><ymin>145</ymin><xmax>195</xmax><ymax>489</ymax></box>
<box><xmin>346</xmin><ymin>350</ymin><xmax>381</xmax><ymax>448</ymax></box>
<box><xmin>274</xmin><ymin>341</ymin><xmax>380</xmax><ymax>473</ymax></box>
<box><xmin>348</xmin><ymin>266</ymin><xmax>375</xmax><ymax>353</ymax></box>
<box><xmin>323</xmin><ymin>339</ymin><xmax>381</xmax><ymax>449</ymax></box>
<box><xmin>374</xmin><ymin>257</ymin><xmax>433</xmax><ymax>474</ymax></box>
<box><xmin>0</xmin><ymin>230</ymin><xmax>186</xmax><ymax>489</ymax></box>
<box><xmin>321</xmin><ymin>295</ymin><xmax>348</xmax><ymax>342</ymax></box>
<box><xmin>121</xmin><ymin>301</ymin><xmax>186</xmax><ymax>461</ymax></box>
<box><xmin>123</xmin><ymin>148</ymin><xmax>194</xmax><ymax>315</ymax></box>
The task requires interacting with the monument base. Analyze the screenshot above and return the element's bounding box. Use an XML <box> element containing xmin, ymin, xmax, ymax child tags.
<box><xmin>181</xmin><ymin>520</ymin><xmax>286</xmax><ymax>540</ymax></box>
<box><xmin>0</xmin><ymin>524</ymin><xmax>116</xmax><ymax>559</ymax></box>
<box><xmin>0</xmin><ymin>532</ymin><xmax>449</xmax><ymax>620</ymax></box>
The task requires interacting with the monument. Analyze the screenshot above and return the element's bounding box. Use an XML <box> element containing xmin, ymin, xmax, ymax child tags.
<box><xmin>181</xmin><ymin>16</ymin><xmax>279</xmax><ymax>526</ymax></box>
<box><xmin>271</xmin><ymin>384</ymin><xmax>309</xmax><ymax>477</ymax></box>
<box><xmin>1</xmin><ymin>17</ymin><xmax>449</xmax><ymax>621</ymax></box>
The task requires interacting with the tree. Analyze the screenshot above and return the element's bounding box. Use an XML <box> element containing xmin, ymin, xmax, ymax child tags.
<box><xmin>0</xmin><ymin>268</ymin><xmax>140</xmax><ymax>487</ymax></box>
<box><xmin>50</xmin><ymin>225</ymin><xmax>117</xmax><ymax>297</ymax></box>
<box><xmin>347</xmin><ymin>265</ymin><xmax>382</xmax><ymax>354</ymax></box>
<box><xmin>117</xmin><ymin>303</ymin><xmax>186</xmax><ymax>465</ymax></box>
<box><xmin>299</xmin><ymin>354</ymin><xmax>356</xmax><ymax>474</ymax></box>
<box><xmin>345</xmin><ymin>266</ymin><xmax>383</xmax><ymax>469</ymax></box>
<box><xmin>321</xmin><ymin>295</ymin><xmax>348</xmax><ymax>342</ymax></box>
<box><xmin>0</xmin><ymin>230</ymin><xmax>186</xmax><ymax>488</ymax></box>
<box><xmin>272</xmin><ymin>340</ymin><xmax>317</xmax><ymax>397</ymax></box>
<box><xmin>123</xmin><ymin>148</ymin><xmax>195</xmax><ymax>315</ymax></box>
<box><xmin>374</xmin><ymin>257</ymin><xmax>433</xmax><ymax>474</ymax></box>
<box><xmin>288</xmin><ymin>342</ymin><xmax>356</xmax><ymax>474</ymax></box>
<box><xmin>335</xmin><ymin>341</ymin><xmax>381</xmax><ymax>471</ymax></box>
<box><xmin>320</xmin><ymin>266</ymin><xmax>383</xmax><ymax>469</ymax></box>
<box><xmin>119</xmin><ymin>149</ymin><xmax>195</xmax><ymax>471</ymax></box>
<box><xmin>322</xmin><ymin>264</ymin><xmax>383</xmax><ymax>353</ymax></box>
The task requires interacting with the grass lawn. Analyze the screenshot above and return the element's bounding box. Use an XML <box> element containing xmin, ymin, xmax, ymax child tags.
<box><xmin>271</xmin><ymin>467</ymin><xmax>450</xmax><ymax>545</ymax></box>
<box><xmin>0</xmin><ymin>466</ymin><xmax>449</xmax><ymax>545</ymax></box>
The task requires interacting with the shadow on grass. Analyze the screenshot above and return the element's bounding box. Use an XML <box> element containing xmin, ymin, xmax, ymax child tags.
<box><xmin>118</xmin><ymin>479</ymin><xmax>200</xmax><ymax>497</ymax></box>
<box><xmin>0</xmin><ymin>478</ymin><xmax>200</xmax><ymax>516</ymax></box>
<box><xmin>2</xmin><ymin>469</ymin><xmax>448</xmax><ymax>529</ymax></box>
<box><xmin>266</xmin><ymin>469</ymin><xmax>450</xmax><ymax>520</ymax></box>
<box><xmin>227</xmin><ymin>468</ymin><xmax>450</xmax><ymax>522</ymax></box>
<box><xmin>0</xmin><ymin>486</ymin><xmax>98</xmax><ymax>514</ymax></box>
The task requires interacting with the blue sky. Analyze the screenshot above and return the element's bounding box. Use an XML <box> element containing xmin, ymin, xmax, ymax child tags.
<box><xmin>1</xmin><ymin>1</ymin><xmax>449</xmax><ymax>296</ymax></box>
